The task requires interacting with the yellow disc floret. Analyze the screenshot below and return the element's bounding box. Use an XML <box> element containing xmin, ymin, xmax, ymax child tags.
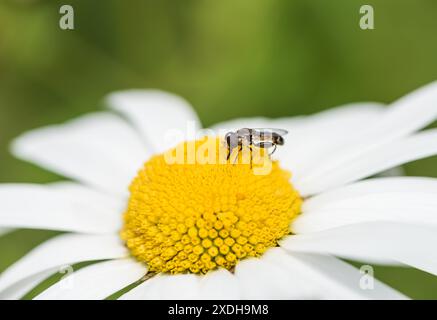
<box><xmin>121</xmin><ymin>137</ymin><xmax>302</xmax><ymax>274</ymax></box>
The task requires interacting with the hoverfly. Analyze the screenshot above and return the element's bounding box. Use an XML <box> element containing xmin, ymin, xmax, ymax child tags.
<box><xmin>224</xmin><ymin>128</ymin><xmax>288</xmax><ymax>162</ymax></box>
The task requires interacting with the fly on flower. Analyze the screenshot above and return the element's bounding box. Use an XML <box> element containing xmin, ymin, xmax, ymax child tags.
<box><xmin>224</xmin><ymin>128</ymin><xmax>288</xmax><ymax>163</ymax></box>
<box><xmin>2</xmin><ymin>83</ymin><xmax>437</xmax><ymax>300</ymax></box>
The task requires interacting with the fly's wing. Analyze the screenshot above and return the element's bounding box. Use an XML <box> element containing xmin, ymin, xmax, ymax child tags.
<box><xmin>251</xmin><ymin>128</ymin><xmax>288</xmax><ymax>136</ymax></box>
<box><xmin>250</xmin><ymin>128</ymin><xmax>288</xmax><ymax>144</ymax></box>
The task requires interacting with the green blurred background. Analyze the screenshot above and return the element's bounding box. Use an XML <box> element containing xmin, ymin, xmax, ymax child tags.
<box><xmin>1</xmin><ymin>0</ymin><xmax>437</xmax><ymax>299</ymax></box>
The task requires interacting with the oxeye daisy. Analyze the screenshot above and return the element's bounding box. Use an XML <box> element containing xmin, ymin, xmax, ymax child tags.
<box><xmin>1</xmin><ymin>82</ymin><xmax>437</xmax><ymax>300</ymax></box>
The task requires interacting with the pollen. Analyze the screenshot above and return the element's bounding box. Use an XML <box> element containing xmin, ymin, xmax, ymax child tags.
<box><xmin>121</xmin><ymin>137</ymin><xmax>302</xmax><ymax>274</ymax></box>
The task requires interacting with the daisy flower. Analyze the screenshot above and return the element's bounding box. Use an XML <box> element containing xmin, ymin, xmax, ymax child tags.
<box><xmin>1</xmin><ymin>82</ymin><xmax>437</xmax><ymax>300</ymax></box>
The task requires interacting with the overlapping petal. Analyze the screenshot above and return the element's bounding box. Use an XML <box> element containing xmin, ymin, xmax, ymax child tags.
<box><xmin>281</xmin><ymin>222</ymin><xmax>437</xmax><ymax>275</ymax></box>
<box><xmin>11</xmin><ymin>113</ymin><xmax>149</xmax><ymax>197</ymax></box>
<box><xmin>107</xmin><ymin>90</ymin><xmax>202</xmax><ymax>153</ymax></box>
<box><xmin>0</xmin><ymin>183</ymin><xmax>124</xmax><ymax>233</ymax></box>
<box><xmin>35</xmin><ymin>259</ymin><xmax>146</xmax><ymax>300</ymax></box>
<box><xmin>0</xmin><ymin>234</ymin><xmax>127</xmax><ymax>293</ymax></box>
<box><xmin>293</xmin><ymin>177</ymin><xmax>437</xmax><ymax>233</ymax></box>
<box><xmin>119</xmin><ymin>274</ymin><xmax>200</xmax><ymax>300</ymax></box>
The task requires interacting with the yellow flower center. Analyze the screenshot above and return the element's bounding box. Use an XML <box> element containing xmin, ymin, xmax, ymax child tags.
<box><xmin>121</xmin><ymin>137</ymin><xmax>302</xmax><ymax>274</ymax></box>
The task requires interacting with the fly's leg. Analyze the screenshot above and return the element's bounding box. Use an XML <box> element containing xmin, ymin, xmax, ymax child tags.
<box><xmin>268</xmin><ymin>144</ymin><xmax>277</xmax><ymax>156</ymax></box>
<box><xmin>226</xmin><ymin>145</ymin><xmax>231</xmax><ymax>160</ymax></box>
<box><xmin>248</xmin><ymin>145</ymin><xmax>254</xmax><ymax>168</ymax></box>
<box><xmin>232</xmin><ymin>145</ymin><xmax>243</xmax><ymax>164</ymax></box>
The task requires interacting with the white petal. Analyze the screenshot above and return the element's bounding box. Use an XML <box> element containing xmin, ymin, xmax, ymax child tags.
<box><xmin>0</xmin><ymin>270</ymin><xmax>53</xmax><ymax>300</ymax></box>
<box><xmin>283</xmin><ymin>103</ymin><xmax>385</xmax><ymax>179</ymax></box>
<box><xmin>288</xmin><ymin>102</ymin><xmax>384</xmax><ymax>129</ymax></box>
<box><xmin>294</xmin><ymin>206</ymin><xmax>437</xmax><ymax>234</ymax></box>
<box><xmin>11</xmin><ymin>113</ymin><xmax>149</xmax><ymax>196</ymax></box>
<box><xmin>106</xmin><ymin>90</ymin><xmax>201</xmax><ymax>153</ymax></box>
<box><xmin>49</xmin><ymin>181</ymin><xmax>127</xmax><ymax>213</ymax></box>
<box><xmin>211</xmin><ymin>103</ymin><xmax>383</xmax><ymax>134</ymax></box>
<box><xmin>35</xmin><ymin>259</ymin><xmax>147</xmax><ymax>300</ymax></box>
<box><xmin>360</xmin><ymin>81</ymin><xmax>437</xmax><ymax>143</ymax></box>
<box><xmin>0</xmin><ymin>233</ymin><xmax>127</xmax><ymax>292</ymax></box>
<box><xmin>234</xmin><ymin>257</ymin><xmax>309</xmax><ymax>299</ymax></box>
<box><xmin>198</xmin><ymin>269</ymin><xmax>241</xmax><ymax>300</ymax></box>
<box><xmin>304</xmin><ymin>177</ymin><xmax>437</xmax><ymax>209</ymax></box>
<box><xmin>294</xmin><ymin>177</ymin><xmax>437</xmax><ymax>233</ymax></box>
<box><xmin>281</xmin><ymin>222</ymin><xmax>437</xmax><ymax>274</ymax></box>
<box><xmin>296</xmin><ymin>81</ymin><xmax>437</xmax><ymax>196</ymax></box>
<box><xmin>211</xmin><ymin>103</ymin><xmax>384</xmax><ymax>179</ymax></box>
<box><xmin>297</xmin><ymin>129</ymin><xmax>437</xmax><ymax>196</ymax></box>
<box><xmin>263</xmin><ymin>248</ymin><xmax>407</xmax><ymax>299</ymax></box>
<box><xmin>317</xmin><ymin>82</ymin><xmax>437</xmax><ymax>160</ymax></box>
<box><xmin>0</xmin><ymin>183</ymin><xmax>124</xmax><ymax>234</ymax></box>
<box><xmin>119</xmin><ymin>274</ymin><xmax>200</xmax><ymax>300</ymax></box>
